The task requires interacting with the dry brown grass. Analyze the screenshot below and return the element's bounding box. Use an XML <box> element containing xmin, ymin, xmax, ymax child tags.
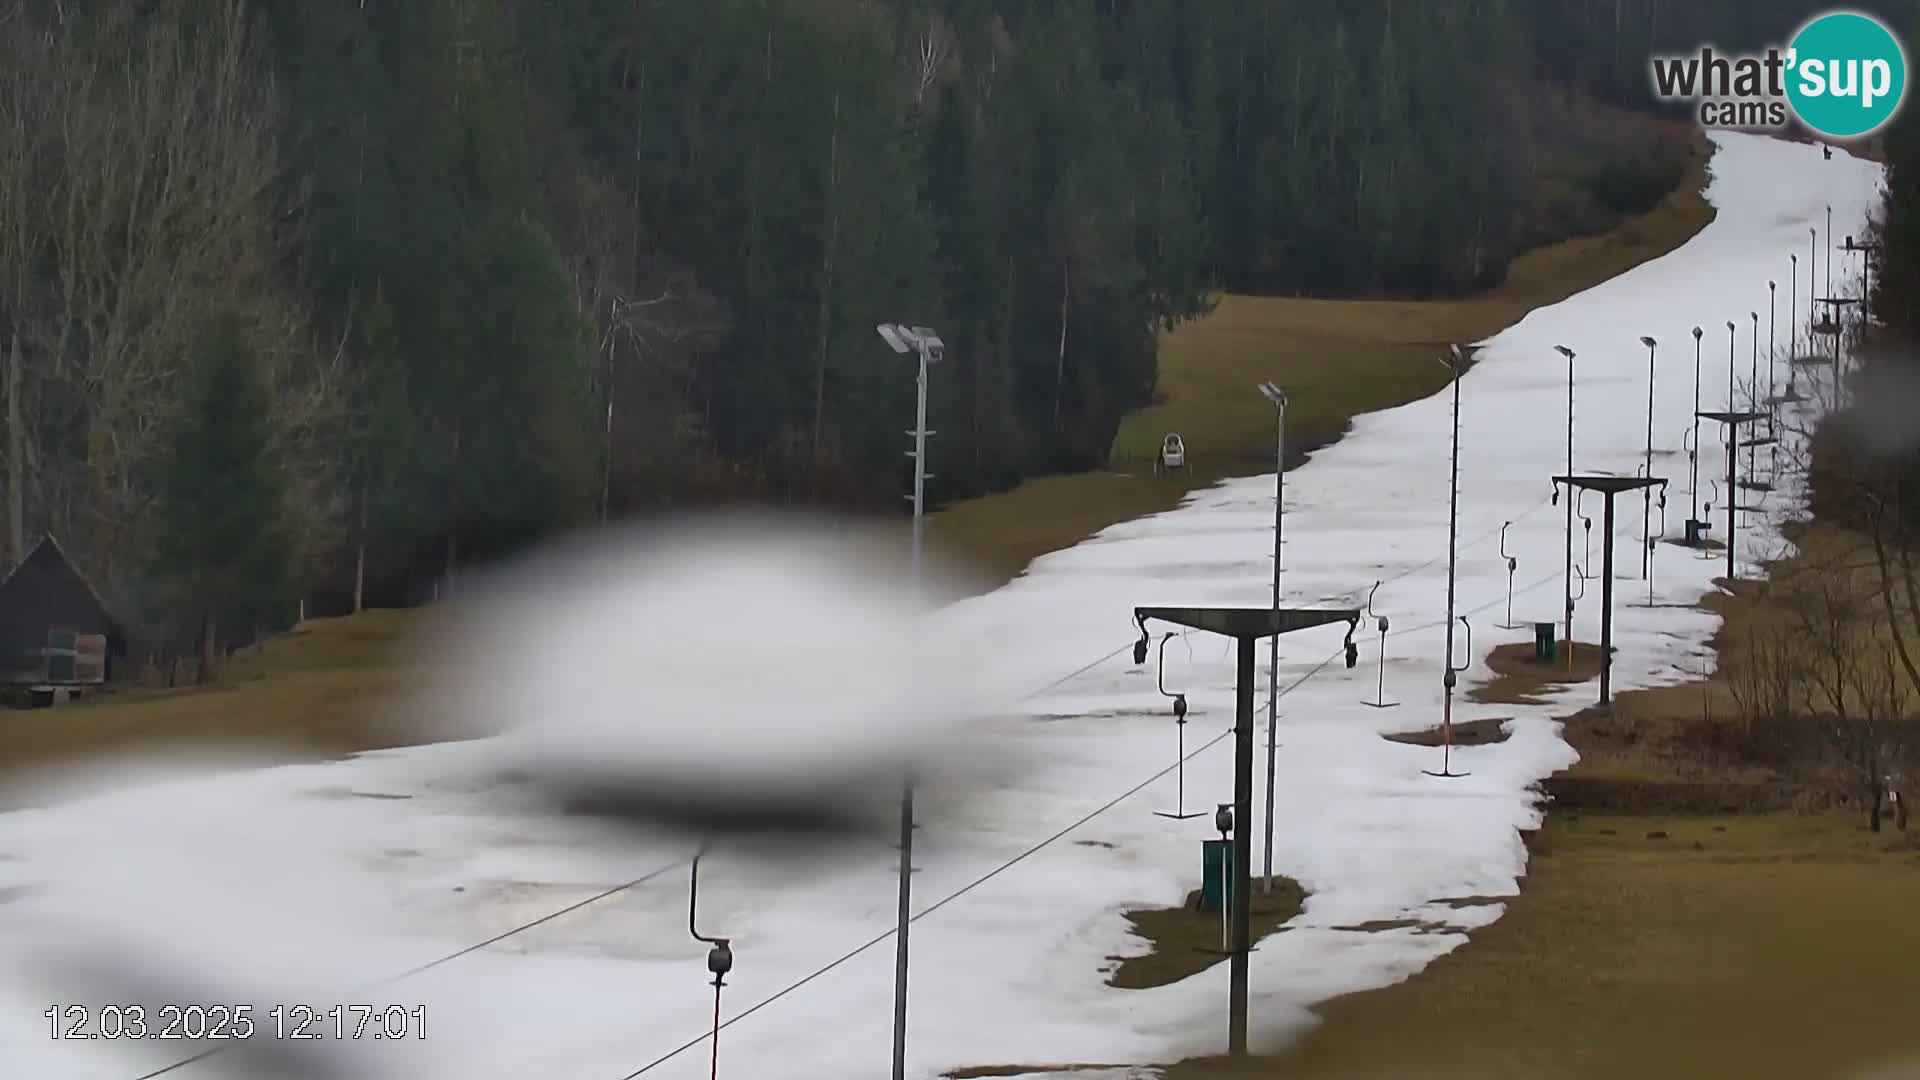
<box><xmin>1468</xmin><ymin>640</ymin><xmax>1608</xmax><ymax>706</ymax></box>
<box><xmin>939</xmin><ymin>136</ymin><xmax>1716</xmax><ymax>588</ymax></box>
<box><xmin>1109</xmin><ymin>136</ymin><xmax>1716</xmax><ymax>474</ymax></box>
<box><xmin>0</xmin><ymin>609</ymin><xmax>437</xmax><ymax>779</ymax></box>
<box><xmin>0</xmin><ymin>134</ymin><xmax>1715</xmax><ymax>792</ymax></box>
<box><xmin>1382</xmin><ymin>718</ymin><xmax>1514</xmax><ymax>748</ymax></box>
<box><xmin>1167</xmin><ymin>812</ymin><xmax>1920</xmax><ymax>1080</ymax></box>
<box><xmin>948</xmin><ymin>1066</ymin><xmax>1143</xmax><ymax>1079</ymax></box>
<box><xmin>1157</xmin><ymin>524</ymin><xmax>1920</xmax><ymax>1080</ymax></box>
<box><xmin>1106</xmin><ymin>881</ymin><xmax>1307</xmax><ymax>991</ymax></box>
<box><xmin>1557</xmin><ymin>524</ymin><xmax>1918</xmax><ymax>789</ymax></box>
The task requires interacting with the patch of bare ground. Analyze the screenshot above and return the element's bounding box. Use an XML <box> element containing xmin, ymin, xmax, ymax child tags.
<box><xmin>1466</xmin><ymin>640</ymin><xmax>1606</xmax><ymax>705</ymax></box>
<box><xmin>1106</xmin><ymin>881</ymin><xmax>1306</xmax><ymax>990</ymax></box>
<box><xmin>1661</xmin><ymin>535</ymin><xmax>1724</xmax><ymax>551</ymax></box>
<box><xmin>1382</xmin><ymin>718</ymin><xmax>1511</xmax><ymax>748</ymax></box>
<box><xmin>1159</xmin><ymin>526</ymin><xmax>1920</xmax><ymax>1080</ymax></box>
<box><xmin>1327</xmin><ymin>919</ymin><xmax>1457</xmax><ymax>935</ymax></box>
<box><xmin>940</xmin><ymin>1060</ymin><xmax>1136</xmax><ymax>1068</ymax></box>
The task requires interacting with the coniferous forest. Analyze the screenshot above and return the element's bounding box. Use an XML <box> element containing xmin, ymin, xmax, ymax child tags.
<box><xmin>0</xmin><ymin>0</ymin><xmax>1906</xmax><ymax>663</ymax></box>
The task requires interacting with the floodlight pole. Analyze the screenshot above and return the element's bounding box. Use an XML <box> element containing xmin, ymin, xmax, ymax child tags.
<box><xmin>893</xmin><ymin>340</ymin><xmax>925</xmax><ymax>1080</ymax></box>
<box><xmin>1748</xmin><ymin>312</ymin><xmax>1760</xmax><ymax>487</ymax></box>
<box><xmin>1726</xmin><ymin>322</ymin><xmax>1736</xmax><ymax>425</ymax></box>
<box><xmin>909</xmin><ymin>346</ymin><xmax>931</xmax><ymax>578</ymax></box>
<box><xmin>1790</xmin><ymin>254</ymin><xmax>1800</xmax><ymax>362</ymax></box>
<box><xmin>1767</xmin><ymin>282</ymin><xmax>1778</xmax><ymax>433</ymax></box>
<box><xmin>1639</xmin><ymin>336</ymin><xmax>1656</xmax><ymax>579</ymax></box>
<box><xmin>1725</xmin><ymin>322</ymin><xmax>1736</xmax><ymax>518</ymax></box>
<box><xmin>1826</xmin><ymin>205</ymin><xmax>1834</xmax><ymax>305</ymax></box>
<box><xmin>1430</xmin><ymin>347</ymin><xmax>1469</xmax><ymax>778</ymax></box>
<box><xmin>1725</xmin><ymin>410</ymin><xmax>1737</xmax><ymax>583</ymax></box>
<box><xmin>878</xmin><ymin>322</ymin><xmax>942</xmax><ymax>1080</ymax></box>
<box><xmin>1689</xmin><ymin>327</ymin><xmax>1703</xmax><ymax>529</ymax></box>
<box><xmin>1554</xmin><ymin>346</ymin><xmax>1575</xmax><ymax>655</ymax></box>
<box><xmin>1257</xmin><ymin>382</ymin><xmax>1288</xmax><ymax>893</ymax></box>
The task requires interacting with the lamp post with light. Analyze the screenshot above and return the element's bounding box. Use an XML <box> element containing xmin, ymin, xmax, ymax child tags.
<box><xmin>1428</xmin><ymin>345</ymin><xmax>1471</xmax><ymax>779</ymax></box>
<box><xmin>1689</xmin><ymin>326</ymin><xmax>1704</xmax><ymax>538</ymax></box>
<box><xmin>1256</xmin><ymin>381</ymin><xmax>1287</xmax><ymax>893</ymax></box>
<box><xmin>1638</xmin><ymin>335</ymin><xmax>1657</xmax><ymax>579</ymax></box>
<box><xmin>875</xmin><ymin>321</ymin><xmax>944</xmax><ymax>1080</ymax></box>
<box><xmin>1554</xmin><ymin>345</ymin><xmax>1576</xmax><ymax>646</ymax></box>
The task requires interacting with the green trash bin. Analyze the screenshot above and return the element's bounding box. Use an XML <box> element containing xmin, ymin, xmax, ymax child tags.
<box><xmin>1533</xmin><ymin>621</ymin><xmax>1556</xmax><ymax>663</ymax></box>
<box><xmin>1198</xmin><ymin>838</ymin><xmax>1234</xmax><ymax>914</ymax></box>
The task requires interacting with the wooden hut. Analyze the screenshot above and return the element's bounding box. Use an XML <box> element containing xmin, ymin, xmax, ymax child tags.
<box><xmin>0</xmin><ymin>535</ymin><xmax>122</xmax><ymax>705</ymax></box>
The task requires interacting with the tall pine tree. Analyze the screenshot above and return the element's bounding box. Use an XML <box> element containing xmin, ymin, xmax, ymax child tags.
<box><xmin>144</xmin><ymin>311</ymin><xmax>293</xmax><ymax>683</ymax></box>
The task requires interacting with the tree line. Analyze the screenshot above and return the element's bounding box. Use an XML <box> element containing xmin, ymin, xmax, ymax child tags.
<box><xmin>0</xmin><ymin>0</ymin><xmax>1874</xmax><ymax>678</ymax></box>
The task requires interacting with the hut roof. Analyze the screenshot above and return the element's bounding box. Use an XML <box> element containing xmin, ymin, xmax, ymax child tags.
<box><xmin>0</xmin><ymin>534</ymin><xmax>116</xmax><ymax>622</ymax></box>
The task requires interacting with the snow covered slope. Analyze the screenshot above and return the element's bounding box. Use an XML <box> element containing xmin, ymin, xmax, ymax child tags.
<box><xmin>0</xmin><ymin>132</ymin><xmax>1884</xmax><ymax>1080</ymax></box>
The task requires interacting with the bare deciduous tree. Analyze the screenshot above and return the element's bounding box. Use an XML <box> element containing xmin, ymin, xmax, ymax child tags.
<box><xmin>1726</xmin><ymin>621</ymin><xmax>1799</xmax><ymax>752</ymax></box>
<box><xmin>1781</xmin><ymin>570</ymin><xmax>1914</xmax><ymax>831</ymax></box>
<box><xmin>913</xmin><ymin>16</ymin><xmax>952</xmax><ymax>106</ymax></box>
<box><xmin>0</xmin><ymin>0</ymin><xmax>343</xmax><ymax>630</ymax></box>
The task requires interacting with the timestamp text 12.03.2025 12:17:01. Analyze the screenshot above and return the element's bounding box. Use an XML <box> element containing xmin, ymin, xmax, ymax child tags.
<box><xmin>45</xmin><ymin>1003</ymin><xmax>426</xmax><ymax>1040</ymax></box>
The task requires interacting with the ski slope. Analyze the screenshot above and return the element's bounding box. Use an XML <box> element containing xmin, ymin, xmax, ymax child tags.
<box><xmin>0</xmin><ymin>132</ymin><xmax>1885</xmax><ymax>1080</ymax></box>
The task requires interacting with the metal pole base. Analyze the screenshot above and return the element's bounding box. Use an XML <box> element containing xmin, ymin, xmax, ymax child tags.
<box><xmin>1155</xmin><ymin>811</ymin><xmax>1206</xmax><ymax>821</ymax></box>
<box><xmin>1422</xmin><ymin>742</ymin><xmax>1470</xmax><ymax>779</ymax></box>
<box><xmin>1423</xmin><ymin>746</ymin><xmax>1471</xmax><ymax>779</ymax></box>
<box><xmin>1362</xmin><ymin>699</ymin><xmax>1401</xmax><ymax>709</ymax></box>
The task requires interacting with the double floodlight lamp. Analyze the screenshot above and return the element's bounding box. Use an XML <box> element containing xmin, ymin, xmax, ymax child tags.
<box><xmin>1640</xmin><ymin>335</ymin><xmax>1657</xmax><ymax>349</ymax></box>
<box><xmin>1257</xmin><ymin>381</ymin><xmax>1288</xmax><ymax>408</ymax></box>
<box><xmin>876</xmin><ymin>323</ymin><xmax>945</xmax><ymax>364</ymax></box>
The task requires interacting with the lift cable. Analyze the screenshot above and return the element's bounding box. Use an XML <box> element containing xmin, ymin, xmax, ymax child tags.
<box><xmin>609</xmin><ymin>646</ymin><xmax>1352</xmax><ymax>1080</ymax></box>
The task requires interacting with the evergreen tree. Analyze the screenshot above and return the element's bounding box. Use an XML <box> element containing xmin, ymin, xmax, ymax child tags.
<box><xmin>18</xmin><ymin>0</ymin><xmax>1891</xmax><ymax>638</ymax></box>
<box><xmin>144</xmin><ymin>312</ymin><xmax>293</xmax><ymax>682</ymax></box>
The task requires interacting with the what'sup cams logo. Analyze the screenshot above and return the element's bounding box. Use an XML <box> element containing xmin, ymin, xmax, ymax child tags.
<box><xmin>1650</xmin><ymin>9</ymin><xmax>1908</xmax><ymax>139</ymax></box>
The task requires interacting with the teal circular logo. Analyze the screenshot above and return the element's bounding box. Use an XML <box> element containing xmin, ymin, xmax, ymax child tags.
<box><xmin>1786</xmin><ymin>11</ymin><xmax>1908</xmax><ymax>138</ymax></box>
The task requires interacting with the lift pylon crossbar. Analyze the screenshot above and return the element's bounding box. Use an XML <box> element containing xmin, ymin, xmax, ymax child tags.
<box><xmin>1132</xmin><ymin>604</ymin><xmax>1359</xmax><ymax>1059</ymax></box>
